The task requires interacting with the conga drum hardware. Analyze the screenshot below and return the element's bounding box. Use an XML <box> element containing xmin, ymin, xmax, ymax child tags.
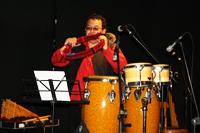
<box><xmin>155</xmin><ymin>89</ymin><xmax>161</xmax><ymax>100</ymax></box>
<box><xmin>83</xmin><ymin>81</ymin><xmax>90</xmax><ymax>100</ymax></box>
<box><xmin>83</xmin><ymin>88</ymin><xmax>90</xmax><ymax>100</ymax></box>
<box><xmin>124</xmin><ymin>86</ymin><xmax>131</xmax><ymax>100</ymax></box>
<box><xmin>134</xmin><ymin>89</ymin><xmax>142</xmax><ymax>101</ymax></box>
<box><xmin>134</xmin><ymin>87</ymin><xmax>152</xmax><ymax>103</ymax></box>
<box><xmin>132</xmin><ymin>86</ymin><xmax>152</xmax><ymax>101</ymax></box>
<box><xmin>145</xmin><ymin>88</ymin><xmax>152</xmax><ymax>103</ymax></box>
<box><xmin>108</xmin><ymin>79</ymin><xmax>117</xmax><ymax>103</ymax></box>
<box><xmin>108</xmin><ymin>90</ymin><xmax>116</xmax><ymax>103</ymax></box>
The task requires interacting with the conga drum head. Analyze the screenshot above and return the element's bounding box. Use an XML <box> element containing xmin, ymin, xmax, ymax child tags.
<box><xmin>84</xmin><ymin>75</ymin><xmax>118</xmax><ymax>82</ymax></box>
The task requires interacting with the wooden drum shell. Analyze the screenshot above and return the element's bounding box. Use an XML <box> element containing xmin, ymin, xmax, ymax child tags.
<box><xmin>82</xmin><ymin>76</ymin><xmax>119</xmax><ymax>133</ymax></box>
<box><xmin>124</xmin><ymin>87</ymin><xmax>160</xmax><ymax>133</ymax></box>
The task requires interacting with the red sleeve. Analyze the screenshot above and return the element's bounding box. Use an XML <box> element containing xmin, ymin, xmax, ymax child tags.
<box><xmin>51</xmin><ymin>45</ymin><xmax>72</xmax><ymax>67</ymax></box>
<box><xmin>103</xmin><ymin>46</ymin><xmax>127</xmax><ymax>74</ymax></box>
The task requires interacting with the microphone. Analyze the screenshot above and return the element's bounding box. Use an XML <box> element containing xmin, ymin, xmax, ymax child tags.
<box><xmin>166</xmin><ymin>34</ymin><xmax>185</xmax><ymax>53</ymax></box>
<box><xmin>117</xmin><ymin>24</ymin><xmax>132</xmax><ymax>34</ymax></box>
<box><xmin>107</xmin><ymin>32</ymin><xmax>119</xmax><ymax>61</ymax></box>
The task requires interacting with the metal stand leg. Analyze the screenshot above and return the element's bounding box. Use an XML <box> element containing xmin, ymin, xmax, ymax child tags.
<box><xmin>159</xmin><ymin>85</ymin><xmax>164</xmax><ymax>133</ymax></box>
<box><xmin>142</xmin><ymin>97</ymin><xmax>148</xmax><ymax>133</ymax></box>
<box><xmin>192</xmin><ymin>117</ymin><xmax>200</xmax><ymax>133</ymax></box>
<box><xmin>50</xmin><ymin>100</ymin><xmax>55</xmax><ymax>133</ymax></box>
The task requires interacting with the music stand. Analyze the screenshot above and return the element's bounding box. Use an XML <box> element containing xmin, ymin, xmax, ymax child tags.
<box><xmin>34</xmin><ymin>70</ymin><xmax>70</xmax><ymax>133</ymax></box>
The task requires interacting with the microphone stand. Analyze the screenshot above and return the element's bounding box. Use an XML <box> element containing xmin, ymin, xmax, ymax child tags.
<box><xmin>115</xmin><ymin>36</ymin><xmax>126</xmax><ymax>133</ymax></box>
<box><xmin>52</xmin><ymin>0</ymin><xmax>57</xmax><ymax>71</ymax></box>
<box><xmin>178</xmin><ymin>42</ymin><xmax>200</xmax><ymax>133</ymax></box>
<box><xmin>124</xmin><ymin>27</ymin><xmax>160</xmax><ymax>64</ymax></box>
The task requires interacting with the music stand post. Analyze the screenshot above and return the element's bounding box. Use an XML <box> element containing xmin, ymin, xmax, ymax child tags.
<box><xmin>35</xmin><ymin>78</ymin><xmax>68</xmax><ymax>133</ymax></box>
<box><xmin>34</xmin><ymin>70</ymin><xmax>71</xmax><ymax>133</ymax></box>
<box><xmin>48</xmin><ymin>79</ymin><xmax>57</xmax><ymax>133</ymax></box>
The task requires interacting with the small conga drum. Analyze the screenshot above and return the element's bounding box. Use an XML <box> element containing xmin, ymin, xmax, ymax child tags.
<box><xmin>124</xmin><ymin>62</ymin><xmax>153</xmax><ymax>87</ymax></box>
<box><xmin>82</xmin><ymin>76</ymin><xmax>119</xmax><ymax>133</ymax></box>
<box><xmin>152</xmin><ymin>64</ymin><xmax>170</xmax><ymax>85</ymax></box>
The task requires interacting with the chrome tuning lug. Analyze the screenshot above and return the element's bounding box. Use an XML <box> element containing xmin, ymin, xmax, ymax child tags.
<box><xmin>134</xmin><ymin>88</ymin><xmax>141</xmax><ymax>101</ymax></box>
<box><xmin>124</xmin><ymin>86</ymin><xmax>131</xmax><ymax>100</ymax></box>
<box><xmin>156</xmin><ymin>89</ymin><xmax>161</xmax><ymax>101</ymax></box>
<box><xmin>145</xmin><ymin>88</ymin><xmax>151</xmax><ymax>103</ymax></box>
<box><xmin>84</xmin><ymin>89</ymin><xmax>90</xmax><ymax>100</ymax></box>
<box><xmin>108</xmin><ymin>90</ymin><xmax>116</xmax><ymax>103</ymax></box>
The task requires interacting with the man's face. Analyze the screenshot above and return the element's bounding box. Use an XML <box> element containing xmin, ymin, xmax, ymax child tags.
<box><xmin>85</xmin><ymin>19</ymin><xmax>106</xmax><ymax>36</ymax></box>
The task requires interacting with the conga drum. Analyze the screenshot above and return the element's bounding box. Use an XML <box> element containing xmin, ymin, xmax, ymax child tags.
<box><xmin>82</xmin><ymin>76</ymin><xmax>119</xmax><ymax>133</ymax></box>
<box><xmin>152</xmin><ymin>64</ymin><xmax>170</xmax><ymax>85</ymax></box>
<box><xmin>152</xmin><ymin>64</ymin><xmax>171</xmax><ymax>101</ymax></box>
<box><xmin>124</xmin><ymin>63</ymin><xmax>160</xmax><ymax>133</ymax></box>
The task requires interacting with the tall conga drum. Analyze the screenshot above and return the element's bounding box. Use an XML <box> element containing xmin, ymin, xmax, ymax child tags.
<box><xmin>124</xmin><ymin>62</ymin><xmax>160</xmax><ymax>133</ymax></box>
<box><xmin>82</xmin><ymin>76</ymin><xmax>119</xmax><ymax>133</ymax></box>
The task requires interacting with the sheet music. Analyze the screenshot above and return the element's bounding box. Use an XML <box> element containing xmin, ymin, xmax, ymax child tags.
<box><xmin>34</xmin><ymin>70</ymin><xmax>70</xmax><ymax>101</ymax></box>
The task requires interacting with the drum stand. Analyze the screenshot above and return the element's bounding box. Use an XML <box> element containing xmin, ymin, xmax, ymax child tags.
<box><xmin>159</xmin><ymin>84</ymin><xmax>165</xmax><ymax>133</ymax></box>
<box><xmin>141</xmin><ymin>97</ymin><xmax>149</xmax><ymax>133</ymax></box>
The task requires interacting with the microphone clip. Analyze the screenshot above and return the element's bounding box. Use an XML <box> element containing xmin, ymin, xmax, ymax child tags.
<box><xmin>117</xmin><ymin>24</ymin><xmax>133</xmax><ymax>35</ymax></box>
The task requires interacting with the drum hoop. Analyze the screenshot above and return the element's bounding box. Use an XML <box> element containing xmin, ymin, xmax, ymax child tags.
<box><xmin>125</xmin><ymin>64</ymin><xmax>152</xmax><ymax>69</ymax></box>
<box><xmin>84</xmin><ymin>76</ymin><xmax>118</xmax><ymax>82</ymax></box>
<box><xmin>153</xmin><ymin>82</ymin><xmax>170</xmax><ymax>86</ymax></box>
<box><xmin>128</xmin><ymin>81</ymin><xmax>152</xmax><ymax>87</ymax></box>
<box><xmin>153</xmin><ymin>66</ymin><xmax>169</xmax><ymax>70</ymax></box>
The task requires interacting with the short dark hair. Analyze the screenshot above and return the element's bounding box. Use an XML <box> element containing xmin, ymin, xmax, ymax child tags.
<box><xmin>85</xmin><ymin>13</ymin><xmax>107</xmax><ymax>29</ymax></box>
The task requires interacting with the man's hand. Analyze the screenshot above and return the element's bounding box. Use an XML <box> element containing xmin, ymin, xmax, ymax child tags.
<box><xmin>64</xmin><ymin>37</ymin><xmax>79</xmax><ymax>47</ymax></box>
<box><xmin>99</xmin><ymin>35</ymin><xmax>108</xmax><ymax>50</ymax></box>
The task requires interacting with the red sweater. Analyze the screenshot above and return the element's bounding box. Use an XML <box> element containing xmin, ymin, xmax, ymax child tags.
<box><xmin>51</xmin><ymin>43</ymin><xmax>127</xmax><ymax>101</ymax></box>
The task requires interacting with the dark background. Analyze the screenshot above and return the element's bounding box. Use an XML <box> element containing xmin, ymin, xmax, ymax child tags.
<box><xmin>0</xmin><ymin>0</ymin><xmax>200</xmax><ymax>133</ymax></box>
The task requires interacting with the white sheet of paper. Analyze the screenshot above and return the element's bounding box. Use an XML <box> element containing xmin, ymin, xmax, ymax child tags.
<box><xmin>34</xmin><ymin>70</ymin><xmax>70</xmax><ymax>101</ymax></box>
